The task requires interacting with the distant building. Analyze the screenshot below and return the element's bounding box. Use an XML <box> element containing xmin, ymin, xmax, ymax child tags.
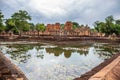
<box><xmin>75</xmin><ymin>25</ymin><xmax>90</xmax><ymax>36</ymax></box>
<box><xmin>62</xmin><ymin>21</ymin><xmax>74</xmax><ymax>36</ymax></box>
<box><xmin>45</xmin><ymin>23</ymin><xmax>61</xmax><ymax>35</ymax></box>
<box><xmin>64</xmin><ymin>21</ymin><xmax>73</xmax><ymax>31</ymax></box>
<box><xmin>90</xmin><ymin>31</ymin><xmax>105</xmax><ymax>37</ymax></box>
<box><xmin>21</xmin><ymin>21</ymin><xmax>105</xmax><ymax>37</ymax></box>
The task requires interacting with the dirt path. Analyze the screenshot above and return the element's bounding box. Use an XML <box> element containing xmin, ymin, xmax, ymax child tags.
<box><xmin>0</xmin><ymin>52</ymin><xmax>28</xmax><ymax>80</ymax></box>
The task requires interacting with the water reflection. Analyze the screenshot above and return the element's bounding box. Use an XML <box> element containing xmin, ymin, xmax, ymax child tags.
<box><xmin>0</xmin><ymin>43</ymin><xmax>120</xmax><ymax>80</ymax></box>
<box><xmin>46</xmin><ymin>46</ymin><xmax>90</xmax><ymax>58</ymax></box>
<box><xmin>94</xmin><ymin>43</ymin><xmax>120</xmax><ymax>59</ymax></box>
<box><xmin>46</xmin><ymin>48</ymin><xmax>63</xmax><ymax>57</ymax></box>
<box><xmin>46</xmin><ymin>48</ymin><xmax>73</xmax><ymax>58</ymax></box>
<box><xmin>0</xmin><ymin>45</ymin><xmax>44</xmax><ymax>63</ymax></box>
<box><xmin>0</xmin><ymin>43</ymin><xmax>120</xmax><ymax>63</ymax></box>
<box><xmin>0</xmin><ymin>45</ymin><xmax>91</xmax><ymax>63</ymax></box>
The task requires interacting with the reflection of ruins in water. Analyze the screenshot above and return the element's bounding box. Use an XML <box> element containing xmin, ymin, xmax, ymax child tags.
<box><xmin>46</xmin><ymin>46</ymin><xmax>89</xmax><ymax>58</ymax></box>
<box><xmin>0</xmin><ymin>45</ymin><xmax>90</xmax><ymax>63</ymax></box>
<box><xmin>0</xmin><ymin>43</ymin><xmax>120</xmax><ymax>63</ymax></box>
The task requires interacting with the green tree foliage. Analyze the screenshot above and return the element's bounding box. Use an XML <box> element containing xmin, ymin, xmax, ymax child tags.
<box><xmin>29</xmin><ymin>23</ymin><xmax>35</xmax><ymax>30</ymax></box>
<box><xmin>72</xmin><ymin>22</ymin><xmax>79</xmax><ymax>29</ymax></box>
<box><xmin>94</xmin><ymin>21</ymin><xmax>106</xmax><ymax>33</ymax></box>
<box><xmin>22</xmin><ymin>21</ymin><xmax>31</xmax><ymax>31</ymax></box>
<box><xmin>35</xmin><ymin>23</ymin><xmax>45</xmax><ymax>36</ymax></box>
<box><xmin>5</xmin><ymin>19</ymin><xmax>16</xmax><ymax>33</ymax></box>
<box><xmin>5</xmin><ymin>10</ymin><xmax>31</xmax><ymax>34</ymax></box>
<box><xmin>0</xmin><ymin>10</ymin><xmax>4</xmax><ymax>23</ymax></box>
<box><xmin>36</xmin><ymin>23</ymin><xmax>45</xmax><ymax>32</ymax></box>
<box><xmin>60</xmin><ymin>24</ymin><xmax>64</xmax><ymax>29</ymax></box>
<box><xmin>11</xmin><ymin>10</ymin><xmax>31</xmax><ymax>21</ymax></box>
<box><xmin>115</xmin><ymin>20</ymin><xmax>120</xmax><ymax>25</ymax></box>
<box><xmin>115</xmin><ymin>21</ymin><xmax>120</xmax><ymax>34</ymax></box>
<box><xmin>0</xmin><ymin>10</ymin><xmax>6</xmax><ymax>32</ymax></box>
<box><xmin>94</xmin><ymin>15</ymin><xmax>120</xmax><ymax>35</ymax></box>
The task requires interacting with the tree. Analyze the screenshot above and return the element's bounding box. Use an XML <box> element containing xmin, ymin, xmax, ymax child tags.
<box><xmin>9</xmin><ymin>10</ymin><xmax>31</xmax><ymax>34</ymax></box>
<box><xmin>61</xmin><ymin>24</ymin><xmax>64</xmax><ymax>29</ymax></box>
<box><xmin>0</xmin><ymin>10</ymin><xmax>4</xmax><ymax>23</ymax></box>
<box><xmin>115</xmin><ymin>20</ymin><xmax>120</xmax><ymax>25</ymax></box>
<box><xmin>0</xmin><ymin>24</ymin><xmax>6</xmax><ymax>32</ymax></box>
<box><xmin>11</xmin><ymin>10</ymin><xmax>31</xmax><ymax>21</ymax></box>
<box><xmin>94</xmin><ymin>21</ymin><xmax>100</xmax><ymax>32</ymax></box>
<box><xmin>22</xmin><ymin>21</ymin><xmax>30</xmax><ymax>31</ymax></box>
<box><xmin>105</xmin><ymin>15</ymin><xmax>115</xmax><ymax>35</ymax></box>
<box><xmin>29</xmin><ymin>23</ymin><xmax>35</xmax><ymax>30</ymax></box>
<box><xmin>94</xmin><ymin>15</ymin><xmax>120</xmax><ymax>35</ymax></box>
<box><xmin>5</xmin><ymin>19</ymin><xmax>17</xmax><ymax>33</ymax></box>
<box><xmin>0</xmin><ymin>10</ymin><xmax>6</xmax><ymax>32</ymax></box>
<box><xmin>72</xmin><ymin>22</ymin><xmax>79</xmax><ymax>29</ymax></box>
<box><xmin>115</xmin><ymin>20</ymin><xmax>120</xmax><ymax>35</ymax></box>
<box><xmin>36</xmin><ymin>23</ymin><xmax>45</xmax><ymax>36</ymax></box>
<box><xmin>36</xmin><ymin>23</ymin><xmax>45</xmax><ymax>32</ymax></box>
<box><xmin>105</xmin><ymin>15</ymin><xmax>114</xmax><ymax>23</ymax></box>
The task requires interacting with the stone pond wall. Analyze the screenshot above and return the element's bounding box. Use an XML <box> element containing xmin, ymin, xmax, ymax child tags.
<box><xmin>0</xmin><ymin>51</ymin><xmax>28</xmax><ymax>80</ymax></box>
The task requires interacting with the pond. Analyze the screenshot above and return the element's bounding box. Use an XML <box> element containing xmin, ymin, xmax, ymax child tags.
<box><xmin>0</xmin><ymin>42</ymin><xmax>120</xmax><ymax>80</ymax></box>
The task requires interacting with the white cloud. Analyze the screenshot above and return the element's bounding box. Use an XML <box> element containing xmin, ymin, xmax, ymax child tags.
<box><xmin>28</xmin><ymin>0</ymin><xmax>74</xmax><ymax>17</ymax></box>
<box><xmin>0</xmin><ymin>0</ymin><xmax>120</xmax><ymax>27</ymax></box>
<box><xmin>114</xmin><ymin>14</ymin><xmax>120</xmax><ymax>20</ymax></box>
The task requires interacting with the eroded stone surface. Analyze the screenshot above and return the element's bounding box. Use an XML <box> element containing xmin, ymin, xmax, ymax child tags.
<box><xmin>74</xmin><ymin>54</ymin><xmax>120</xmax><ymax>80</ymax></box>
<box><xmin>89</xmin><ymin>55</ymin><xmax>120</xmax><ymax>80</ymax></box>
<box><xmin>0</xmin><ymin>52</ymin><xmax>28</xmax><ymax>80</ymax></box>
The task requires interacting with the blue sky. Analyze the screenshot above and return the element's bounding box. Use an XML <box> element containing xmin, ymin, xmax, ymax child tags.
<box><xmin>0</xmin><ymin>0</ymin><xmax>120</xmax><ymax>28</ymax></box>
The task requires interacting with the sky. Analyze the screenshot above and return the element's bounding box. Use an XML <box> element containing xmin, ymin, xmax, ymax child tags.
<box><xmin>0</xmin><ymin>0</ymin><xmax>120</xmax><ymax>28</ymax></box>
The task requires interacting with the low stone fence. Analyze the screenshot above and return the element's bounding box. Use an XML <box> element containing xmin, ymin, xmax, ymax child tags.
<box><xmin>0</xmin><ymin>34</ymin><xmax>120</xmax><ymax>43</ymax></box>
